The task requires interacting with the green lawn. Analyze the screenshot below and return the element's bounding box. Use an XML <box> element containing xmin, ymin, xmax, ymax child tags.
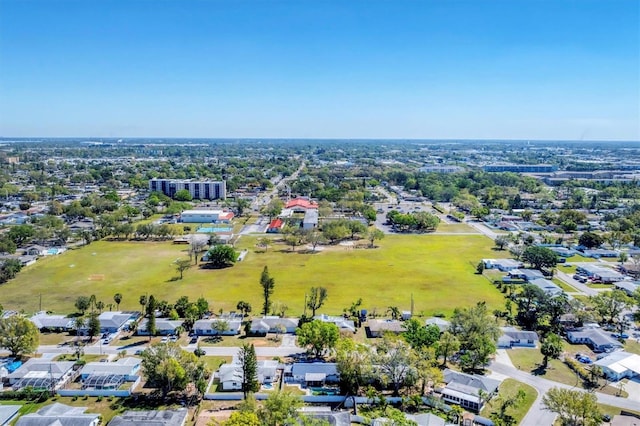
<box><xmin>587</xmin><ymin>283</ymin><xmax>614</xmax><ymax>289</ymax></box>
<box><xmin>552</xmin><ymin>278</ymin><xmax>578</xmax><ymax>293</ymax></box>
<box><xmin>507</xmin><ymin>348</ymin><xmax>584</xmax><ymax>388</ymax></box>
<box><xmin>0</xmin><ymin>235</ymin><xmax>506</xmax><ymax>317</ymax></box>
<box><xmin>199</xmin><ymin>335</ymin><xmax>281</xmax><ymax>348</ymax></box>
<box><xmin>566</xmin><ymin>255</ymin><xmax>598</xmax><ymax>263</ymax></box>
<box><xmin>481</xmin><ymin>379</ymin><xmax>537</xmax><ymax>425</ymax></box>
<box><xmin>433</xmin><ymin>223</ymin><xmax>480</xmax><ymax>234</ymax></box>
<box><xmin>624</xmin><ymin>339</ymin><xmax>640</xmax><ymax>355</ymax></box>
<box><xmin>598</xmin><ymin>403</ymin><xmax>640</xmax><ymax>418</ymax></box>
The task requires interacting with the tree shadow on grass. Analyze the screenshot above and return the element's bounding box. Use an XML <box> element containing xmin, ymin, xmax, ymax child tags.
<box><xmin>531</xmin><ymin>364</ymin><xmax>548</xmax><ymax>376</ymax></box>
<box><xmin>199</xmin><ymin>263</ymin><xmax>234</xmax><ymax>270</ymax></box>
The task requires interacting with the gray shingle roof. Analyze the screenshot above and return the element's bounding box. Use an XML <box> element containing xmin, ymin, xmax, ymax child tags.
<box><xmin>15</xmin><ymin>403</ymin><xmax>99</xmax><ymax>426</ymax></box>
<box><xmin>107</xmin><ymin>409</ymin><xmax>188</xmax><ymax>426</ymax></box>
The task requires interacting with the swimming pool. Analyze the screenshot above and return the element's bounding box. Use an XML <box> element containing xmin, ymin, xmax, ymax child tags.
<box><xmin>309</xmin><ymin>386</ymin><xmax>340</xmax><ymax>396</ymax></box>
<box><xmin>197</xmin><ymin>226</ymin><xmax>232</xmax><ymax>233</ymax></box>
<box><xmin>46</xmin><ymin>248</ymin><xmax>66</xmax><ymax>255</ymax></box>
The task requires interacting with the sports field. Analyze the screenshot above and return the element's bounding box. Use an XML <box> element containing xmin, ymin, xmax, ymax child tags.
<box><xmin>0</xmin><ymin>234</ymin><xmax>508</xmax><ymax>317</ymax></box>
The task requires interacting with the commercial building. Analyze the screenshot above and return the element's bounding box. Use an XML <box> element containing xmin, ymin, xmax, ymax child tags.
<box><xmin>483</xmin><ymin>164</ymin><xmax>556</xmax><ymax>173</ymax></box>
<box><xmin>149</xmin><ymin>178</ymin><xmax>226</xmax><ymax>200</ymax></box>
<box><xmin>179</xmin><ymin>210</ymin><xmax>234</xmax><ymax>223</ymax></box>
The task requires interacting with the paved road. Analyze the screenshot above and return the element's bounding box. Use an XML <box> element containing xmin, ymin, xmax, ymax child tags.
<box><xmin>489</xmin><ymin>354</ymin><xmax>640</xmax><ymax>425</ymax></box>
<box><xmin>465</xmin><ymin>220</ymin><xmax>503</xmax><ymax>240</ymax></box>
<box><xmin>555</xmin><ymin>270</ymin><xmax>598</xmax><ymax>296</ymax></box>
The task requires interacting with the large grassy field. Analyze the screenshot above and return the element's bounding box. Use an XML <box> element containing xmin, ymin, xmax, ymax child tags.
<box><xmin>0</xmin><ymin>234</ymin><xmax>507</xmax><ymax>317</ymax></box>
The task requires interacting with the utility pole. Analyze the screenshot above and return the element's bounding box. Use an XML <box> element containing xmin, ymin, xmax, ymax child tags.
<box><xmin>410</xmin><ymin>293</ymin><xmax>414</xmax><ymax>316</ymax></box>
<box><xmin>303</xmin><ymin>293</ymin><xmax>307</xmax><ymax>317</ymax></box>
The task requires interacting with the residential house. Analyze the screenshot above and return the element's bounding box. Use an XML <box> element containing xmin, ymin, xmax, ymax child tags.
<box><xmin>528</xmin><ymin>278</ymin><xmax>563</xmax><ymax>296</ymax></box>
<box><xmin>314</xmin><ymin>314</ymin><xmax>356</xmax><ymax>333</ymax></box>
<box><xmin>581</xmin><ymin>248</ymin><xmax>619</xmax><ymax>259</ymax></box>
<box><xmin>439</xmin><ymin>369</ymin><xmax>501</xmax><ymax>412</ymax></box>
<box><xmin>425</xmin><ymin>317</ymin><xmax>450</xmax><ymax>333</ymax></box>
<box><xmin>80</xmin><ymin>357</ymin><xmax>140</xmax><ymax>381</ymax></box>
<box><xmin>367</xmin><ymin>319</ymin><xmax>404</xmax><ymax>337</ymax></box>
<box><xmin>614</xmin><ymin>281</ymin><xmax>640</xmax><ymax>297</ymax></box>
<box><xmin>193</xmin><ymin>319</ymin><xmax>242</xmax><ymax>336</ymax></box>
<box><xmin>594</xmin><ymin>351</ymin><xmax>640</xmax><ymax>381</ymax></box>
<box><xmin>285</xmin><ymin>198</ymin><xmax>318</xmax><ymax>212</ymax></box>
<box><xmin>15</xmin><ymin>403</ymin><xmax>99</xmax><ymax>426</ymax></box>
<box><xmin>566</xmin><ymin>327</ymin><xmax>623</xmax><ymax>352</ymax></box>
<box><xmin>137</xmin><ymin>318</ymin><xmax>183</xmax><ymax>336</ymax></box>
<box><xmin>508</xmin><ymin>269</ymin><xmax>545</xmax><ymax>282</ymax></box>
<box><xmin>547</xmin><ymin>246</ymin><xmax>575</xmax><ymax>257</ymax></box>
<box><xmin>286</xmin><ymin>362</ymin><xmax>339</xmax><ymax>387</ymax></box>
<box><xmin>68</xmin><ymin>219</ymin><xmax>95</xmax><ymax>232</ymax></box>
<box><xmin>8</xmin><ymin>359</ymin><xmax>75</xmax><ymax>390</ymax></box>
<box><xmin>96</xmin><ymin>311</ymin><xmax>132</xmax><ymax>334</ymax></box>
<box><xmin>498</xmin><ymin>327</ymin><xmax>539</xmax><ymax>348</ymax></box>
<box><xmin>0</xmin><ymin>254</ymin><xmax>37</xmax><ymax>267</ymax></box>
<box><xmin>108</xmin><ymin>409</ymin><xmax>188</xmax><ymax>426</ymax></box>
<box><xmin>267</xmin><ymin>218</ymin><xmax>284</xmax><ymax>233</ymax></box>
<box><xmin>576</xmin><ymin>264</ymin><xmax>624</xmax><ymax>283</ymax></box>
<box><xmin>217</xmin><ymin>364</ymin><xmax>243</xmax><ymax>391</ymax></box>
<box><xmin>482</xmin><ymin>259</ymin><xmax>522</xmax><ymax>272</ymax></box>
<box><xmin>30</xmin><ymin>312</ymin><xmax>74</xmax><ymax>331</ymax></box>
<box><xmin>250</xmin><ymin>317</ymin><xmax>299</xmax><ymax>335</ymax></box>
<box><xmin>302</xmin><ymin>210</ymin><xmax>319</xmax><ymax>230</ymax></box>
<box><xmin>22</xmin><ymin>245</ymin><xmax>47</xmax><ymax>257</ymax></box>
<box><xmin>217</xmin><ymin>359</ymin><xmax>279</xmax><ymax>391</ymax></box>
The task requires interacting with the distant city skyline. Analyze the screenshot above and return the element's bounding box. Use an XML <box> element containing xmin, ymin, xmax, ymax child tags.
<box><xmin>0</xmin><ymin>0</ymin><xmax>638</xmax><ymax>141</ymax></box>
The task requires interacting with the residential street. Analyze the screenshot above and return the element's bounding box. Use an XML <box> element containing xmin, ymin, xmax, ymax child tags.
<box><xmin>489</xmin><ymin>350</ymin><xmax>640</xmax><ymax>425</ymax></box>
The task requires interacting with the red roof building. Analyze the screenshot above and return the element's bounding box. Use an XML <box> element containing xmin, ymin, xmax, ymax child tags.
<box><xmin>267</xmin><ymin>218</ymin><xmax>284</xmax><ymax>233</ymax></box>
<box><xmin>285</xmin><ymin>199</ymin><xmax>318</xmax><ymax>210</ymax></box>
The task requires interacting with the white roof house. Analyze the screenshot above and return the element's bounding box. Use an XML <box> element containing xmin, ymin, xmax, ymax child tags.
<box><xmin>194</xmin><ymin>319</ymin><xmax>242</xmax><ymax>336</ymax></box>
<box><xmin>15</xmin><ymin>403</ymin><xmax>100</xmax><ymax>426</ymax></box>
<box><xmin>594</xmin><ymin>351</ymin><xmax>640</xmax><ymax>381</ymax></box>
<box><xmin>8</xmin><ymin>359</ymin><xmax>75</xmax><ymax>388</ymax></box>
<box><xmin>287</xmin><ymin>362</ymin><xmax>339</xmax><ymax>384</ymax></box>
<box><xmin>314</xmin><ymin>314</ymin><xmax>356</xmax><ymax>333</ymax></box>
<box><xmin>217</xmin><ymin>359</ymin><xmax>279</xmax><ymax>391</ymax></box>
<box><xmin>425</xmin><ymin>317</ymin><xmax>450</xmax><ymax>333</ymax></box>
<box><xmin>566</xmin><ymin>327</ymin><xmax>623</xmax><ymax>352</ymax></box>
<box><xmin>80</xmin><ymin>357</ymin><xmax>140</xmax><ymax>380</ymax></box>
<box><xmin>96</xmin><ymin>311</ymin><xmax>131</xmax><ymax>333</ymax></box>
<box><xmin>137</xmin><ymin>318</ymin><xmax>183</xmax><ymax>336</ymax></box>
<box><xmin>498</xmin><ymin>327</ymin><xmax>539</xmax><ymax>348</ymax></box>
<box><xmin>440</xmin><ymin>369</ymin><xmax>501</xmax><ymax>413</ymax></box>
<box><xmin>528</xmin><ymin>278</ymin><xmax>563</xmax><ymax>296</ymax></box>
<box><xmin>30</xmin><ymin>312</ymin><xmax>74</xmax><ymax>330</ymax></box>
<box><xmin>614</xmin><ymin>281</ymin><xmax>640</xmax><ymax>296</ymax></box>
<box><xmin>482</xmin><ymin>259</ymin><xmax>522</xmax><ymax>272</ymax></box>
<box><xmin>250</xmin><ymin>317</ymin><xmax>299</xmax><ymax>335</ymax></box>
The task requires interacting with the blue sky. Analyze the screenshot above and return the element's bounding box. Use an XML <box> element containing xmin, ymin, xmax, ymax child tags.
<box><xmin>0</xmin><ymin>0</ymin><xmax>638</xmax><ymax>140</ymax></box>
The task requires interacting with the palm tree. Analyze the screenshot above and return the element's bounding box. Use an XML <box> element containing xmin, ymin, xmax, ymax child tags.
<box><xmin>139</xmin><ymin>295</ymin><xmax>147</xmax><ymax>315</ymax></box>
<box><xmin>387</xmin><ymin>306</ymin><xmax>401</xmax><ymax>320</ymax></box>
<box><xmin>74</xmin><ymin>316</ymin><xmax>85</xmax><ymax>343</ymax></box>
<box><xmin>113</xmin><ymin>293</ymin><xmax>123</xmax><ymax>310</ymax></box>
